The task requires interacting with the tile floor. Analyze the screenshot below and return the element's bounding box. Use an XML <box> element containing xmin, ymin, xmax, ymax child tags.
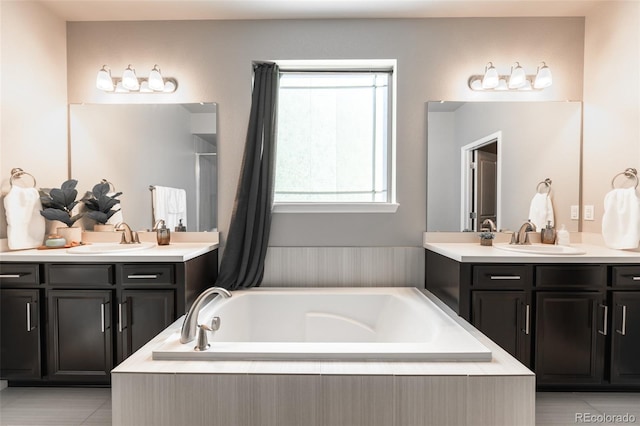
<box><xmin>1</xmin><ymin>386</ymin><xmax>639</xmax><ymax>426</ymax></box>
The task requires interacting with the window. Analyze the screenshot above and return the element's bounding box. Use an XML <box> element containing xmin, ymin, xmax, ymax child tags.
<box><xmin>274</xmin><ymin>61</ymin><xmax>396</xmax><ymax>212</ymax></box>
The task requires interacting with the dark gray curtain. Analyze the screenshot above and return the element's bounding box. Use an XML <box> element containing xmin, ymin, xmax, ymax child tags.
<box><xmin>216</xmin><ymin>62</ymin><xmax>279</xmax><ymax>290</ymax></box>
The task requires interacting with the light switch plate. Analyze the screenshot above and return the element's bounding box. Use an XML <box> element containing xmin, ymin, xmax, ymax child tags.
<box><xmin>584</xmin><ymin>205</ymin><xmax>595</xmax><ymax>221</ymax></box>
<box><xmin>570</xmin><ymin>205</ymin><xmax>579</xmax><ymax>220</ymax></box>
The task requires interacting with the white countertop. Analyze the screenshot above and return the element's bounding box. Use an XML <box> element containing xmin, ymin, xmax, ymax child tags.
<box><xmin>0</xmin><ymin>242</ymin><xmax>218</xmax><ymax>263</ymax></box>
<box><xmin>424</xmin><ymin>241</ymin><xmax>640</xmax><ymax>263</ymax></box>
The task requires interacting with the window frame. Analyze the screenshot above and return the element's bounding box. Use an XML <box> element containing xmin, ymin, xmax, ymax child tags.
<box><xmin>272</xmin><ymin>59</ymin><xmax>398</xmax><ymax>214</ymax></box>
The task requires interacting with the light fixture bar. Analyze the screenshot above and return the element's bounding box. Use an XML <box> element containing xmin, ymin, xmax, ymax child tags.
<box><xmin>95</xmin><ymin>64</ymin><xmax>178</xmax><ymax>93</ymax></box>
<box><xmin>468</xmin><ymin>62</ymin><xmax>552</xmax><ymax>92</ymax></box>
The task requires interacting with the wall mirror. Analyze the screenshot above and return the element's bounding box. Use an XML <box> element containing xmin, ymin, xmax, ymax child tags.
<box><xmin>427</xmin><ymin>101</ymin><xmax>582</xmax><ymax>233</ymax></box>
<box><xmin>69</xmin><ymin>103</ymin><xmax>217</xmax><ymax>232</ymax></box>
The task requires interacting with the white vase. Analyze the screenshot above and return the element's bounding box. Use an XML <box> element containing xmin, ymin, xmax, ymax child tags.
<box><xmin>56</xmin><ymin>227</ymin><xmax>82</xmax><ymax>244</ymax></box>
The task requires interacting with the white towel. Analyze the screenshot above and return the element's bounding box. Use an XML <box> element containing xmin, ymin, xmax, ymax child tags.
<box><xmin>528</xmin><ymin>192</ymin><xmax>555</xmax><ymax>231</ymax></box>
<box><xmin>3</xmin><ymin>186</ymin><xmax>46</xmax><ymax>250</ymax></box>
<box><xmin>152</xmin><ymin>186</ymin><xmax>187</xmax><ymax>230</ymax></box>
<box><xmin>602</xmin><ymin>188</ymin><xmax>640</xmax><ymax>249</ymax></box>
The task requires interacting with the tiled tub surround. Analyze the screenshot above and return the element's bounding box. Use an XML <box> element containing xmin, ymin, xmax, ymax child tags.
<box><xmin>152</xmin><ymin>287</ymin><xmax>492</xmax><ymax>361</ymax></box>
<box><xmin>112</xmin><ymin>290</ymin><xmax>534</xmax><ymax>426</ymax></box>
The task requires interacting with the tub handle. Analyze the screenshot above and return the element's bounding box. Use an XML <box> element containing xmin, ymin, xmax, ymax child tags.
<box><xmin>490</xmin><ymin>275</ymin><xmax>521</xmax><ymax>280</ymax></box>
<box><xmin>598</xmin><ymin>304</ymin><xmax>608</xmax><ymax>336</ymax></box>
<box><xmin>616</xmin><ymin>304</ymin><xmax>627</xmax><ymax>336</ymax></box>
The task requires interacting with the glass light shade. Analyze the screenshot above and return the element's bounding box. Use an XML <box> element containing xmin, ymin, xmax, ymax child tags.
<box><xmin>469</xmin><ymin>78</ymin><xmax>483</xmax><ymax>91</ymax></box>
<box><xmin>534</xmin><ymin>63</ymin><xmax>553</xmax><ymax>89</ymax></box>
<box><xmin>122</xmin><ymin>65</ymin><xmax>140</xmax><ymax>91</ymax></box>
<box><xmin>148</xmin><ymin>65</ymin><xmax>165</xmax><ymax>91</ymax></box>
<box><xmin>496</xmin><ymin>79</ymin><xmax>508</xmax><ymax>91</ymax></box>
<box><xmin>96</xmin><ymin>67</ymin><xmax>114</xmax><ymax>91</ymax></box>
<box><xmin>481</xmin><ymin>63</ymin><xmax>499</xmax><ymax>89</ymax></box>
<box><xmin>163</xmin><ymin>80</ymin><xmax>177</xmax><ymax>93</ymax></box>
<box><xmin>508</xmin><ymin>63</ymin><xmax>527</xmax><ymax>89</ymax></box>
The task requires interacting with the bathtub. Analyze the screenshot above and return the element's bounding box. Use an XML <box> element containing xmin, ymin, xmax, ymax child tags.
<box><xmin>152</xmin><ymin>287</ymin><xmax>491</xmax><ymax>361</ymax></box>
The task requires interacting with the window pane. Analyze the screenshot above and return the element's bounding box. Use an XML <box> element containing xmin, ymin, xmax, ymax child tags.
<box><xmin>275</xmin><ymin>72</ymin><xmax>390</xmax><ymax>203</ymax></box>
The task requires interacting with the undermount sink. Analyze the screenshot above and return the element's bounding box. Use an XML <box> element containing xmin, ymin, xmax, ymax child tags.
<box><xmin>493</xmin><ymin>243</ymin><xmax>586</xmax><ymax>255</ymax></box>
<box><xmin>66</xmin><ymin>242</ymin><xmax>155</xmax><ymax>254</ymax></box>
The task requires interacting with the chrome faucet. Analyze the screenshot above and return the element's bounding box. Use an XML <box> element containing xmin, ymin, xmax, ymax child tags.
<box><xmin>115</xmin><ymin>222</ymin><xmax>139</xmax><ymax>244</ymax></box>
<box><xmin>180</xmin><ymin>287</ymin><xmax>232</xmax><ymax>344</ymax></box>
<box><xmin>514</xmin><ymin>220</ymin><xmax>537</xmax><ymax>245</ymax></box>
<box><xmin>481</xmin><ymin>218</ymin><xmax>497</xmax><ymax>232</ymax></box>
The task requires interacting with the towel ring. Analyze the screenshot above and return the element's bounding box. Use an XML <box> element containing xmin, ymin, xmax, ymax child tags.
<box><xmin>9</xmin><ymin>168</ymin><xmax>37</xmax><ymax>188</ymax></box>
<box><xmin>536</xmin><ymin>178</ymin><xmax>552</xmax><ymax>194</ymax></box>
<box><xmin>611</xmin><ymin>168</ymin><xmax>639</xmax><ymax>189</ymax></box>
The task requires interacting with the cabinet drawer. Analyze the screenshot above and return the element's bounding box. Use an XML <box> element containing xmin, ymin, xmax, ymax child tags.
<box><xmin>612</xmin><ymin>266</ymin><xmax>640</xmax><ymax>287</ymax></box>
<box><xmin>472</xmin><ymin>265</ymin><xmax>531</xmax><ymax>288</ymax></box>
<box><xmin>0</xmin><ymin>264</ymin><xmax>40</xmax><ymax>286</ymax></box>
<box><xmin>535</xmin><ymin>265</ymin><xmax>605</xmax><ymax>288</ymax></box>
<box><xmin>120</xmin><ymin>264</ymin><xmax>175</xmax><ymax>285</ymax></box>
<box><xmin>47</xmin><ymin>264</ymin><xmax>115</xmax><ymax>286</ymax></box>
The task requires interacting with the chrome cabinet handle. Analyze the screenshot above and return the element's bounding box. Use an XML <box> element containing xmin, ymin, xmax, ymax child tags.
<box><xmin>616</xmin><ymin>305</ymin><xmax>627</xmax><ymax>336</ymax></box>
<box><xmin>118</xmin><ymin>302</ymin><xmax>125</xmax><ymax>333</ymax></box>
<box><xmin>127</xmin><ymin>274</ymin><xmax>159</xmax><ymax>279</ymax></box>
<box><xmin>633</xmin><ymin>277</ymin><xmax>640</xmax><ymax>281</ymax></box>
<box><xmin>101</xmin><ymin>303</ymin><xmax>106</xmax><ymax>333</ymax></box>
<box><xmin>1</xmin><ymin>274</ymin><xmax>23</xmax><ymax>278</ymax></box>
<box><xmin>490</xmin><ymin>276</ymin><xmax>521</xmax><ymax>280</ymax></box>
<box><xmin>26</xmin><ymin>302</ymin><xmax>35</xmax><ymax>332</ymax></box>
<box><xmin>598</xmin><ymin>304</ymin><xmax>608</xmax><ymax>335</ymax></box>
<box><xmin>524</xmin><ymin>304</ymin><xmax>531</xmax><ymax>335</ymax></box>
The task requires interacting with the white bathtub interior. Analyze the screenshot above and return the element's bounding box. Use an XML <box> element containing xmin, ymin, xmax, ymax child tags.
<box><xmin>152</xmin><ymin>287</ymin><xmax>491</xmax><ymax>361</ymax></box>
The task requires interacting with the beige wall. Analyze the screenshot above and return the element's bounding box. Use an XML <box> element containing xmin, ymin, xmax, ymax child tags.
<box><xmin>583</xmin><ymin>1</ymin><xmax>640</xmax><ymax>233</ymax></box>
<box><xmin>65</xmin><ymin>18</ymin><xmax>584</xmax><ymax>247</ymax></box>
<box><xmin>0</xmin><ymin>1</ymin><xmax>68</xmax><ymax>238</ymax></box>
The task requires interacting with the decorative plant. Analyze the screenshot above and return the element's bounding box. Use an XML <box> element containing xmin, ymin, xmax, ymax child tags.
<box><xmin>39</xmin><ymin>179</ymin><xmax>83</xmax><ymax>227</ymax></box>
<box><xmin>479</xmin><ymin>231</ymin><xmax>495</xmax><ymax>240</ymax></box>
<box><xmin>83</xmin><ymin>181</ymin><xmax>122</xmax><ymax>225</ymax></box>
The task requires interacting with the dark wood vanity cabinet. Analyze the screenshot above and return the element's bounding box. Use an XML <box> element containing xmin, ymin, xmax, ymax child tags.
<box><xmin>425</xmin><ymin>250</ymin><xmax>640</xmax><ymax>390</ymax></box>
<box><xmin>0</xmin><ymin>249</ymin><xmax>217</xmax><ymax>385</ymax></box>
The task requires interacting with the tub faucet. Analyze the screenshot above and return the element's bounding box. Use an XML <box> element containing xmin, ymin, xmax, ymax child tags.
<box><xmin>514</xmin><ymin>220</ymin><xmax>537</xmax><ymax>245</ymax></box>
<box><xmin>180</xmin><ymin>287</ymin><xmax>231</xmax><ymax>344</ymax></box>
<box><xmin>115</xmin><ymin>222</ymin><xmax>140</xmax><ymax>244</ymax></box>
<box><xmin>481</xmin><ymin>218</ymin><xmax>497</xmax><ymax>232</ymax></box>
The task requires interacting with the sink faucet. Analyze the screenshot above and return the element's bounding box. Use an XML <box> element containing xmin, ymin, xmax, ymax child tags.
<box><xmin>180</xmin><ymin>287</ymin><xmax>232</xmax><ymax>344</ymax></box>
<box><xmin>481</xmin><ymin>218</ymin><xmax>497</xmax><ymax>232</ymax></box>
<box><xmin>514</xmin><ymin>220</ymin><xmax>537</xmax><ymax>245</ymax></box>
<box><xmin>115</xmin><ymin>222</ymin><xmax>139</xmax><ymax>244</ymax></box>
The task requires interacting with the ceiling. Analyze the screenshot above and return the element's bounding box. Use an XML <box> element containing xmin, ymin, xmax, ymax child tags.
<box><xmin>40</xmin><ymin>0</ymin><xmax>604</xmax><ymax>21</ymax></box>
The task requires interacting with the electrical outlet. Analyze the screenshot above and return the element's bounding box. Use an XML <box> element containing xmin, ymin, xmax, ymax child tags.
<box><xmin>584</xmin><ymin>205</ymin><xmax>595</xmax><ymax>221</ymax></box>
<box><xmin>570</xmin><ymin>205</ymin><xmax>579</xmax><ymax>220</ymax></box>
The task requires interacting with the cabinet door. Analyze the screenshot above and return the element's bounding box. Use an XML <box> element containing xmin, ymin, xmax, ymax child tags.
<box><xmin>48</xmin><ymin>290</ymin><xmax>113</xmax><ymax>383</ymax></box>
<box><xmin>535</xmin><ymin>291</ymin><xmax>605</xmax><ymax>386</ymax></box>
<box><xmin>0</xmin><ymin>289</ymin><xmax>41</xmax><ymax>380</ymax></box>
<box><xmin>611</xmin><ymin>292</ymin><xmax>640</xmax><ymax>384</ymax></box>
<box><xmin>117</xmin><ymin>290</ymin><xmax>175</xmax><ymax>362</ymax></box>
<box><xmin>472</xmin><ymin>291</ymin><xmax>531</xmax><ymax>367</ymax></box>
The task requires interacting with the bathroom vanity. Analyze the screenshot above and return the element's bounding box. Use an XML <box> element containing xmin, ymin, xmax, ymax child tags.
<box><xmin>0</xmin><ymin>242</ymin><xmax>218</xmax><ymax>385</ymax></box>
<box><xmin>424</xmin><ymin>236</ymin><xmax>640</xmax><ymax>390</ymax></box>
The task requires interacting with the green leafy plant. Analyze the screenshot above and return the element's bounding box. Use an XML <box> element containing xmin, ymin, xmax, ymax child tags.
<box><xmin>39</xmin><ymin>179</ymin><xmax>83</xmax><ymax>227</ymax></box>
<box><xmin>479</xmin><ymin>231</ymin><xmax>495</xmax><ymax>240</ymax></box>
<box><xmin>83</xmin><ymin>181</ymin><xmax>122</xmax><ymax>225</ymax></box>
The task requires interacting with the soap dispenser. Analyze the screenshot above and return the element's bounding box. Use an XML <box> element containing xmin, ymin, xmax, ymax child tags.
<box><xmin>556</xmin><ymin>224</ymin><xmax>570</xmax><ymax>246</ymax></box>
<box><xmin>154</xmin><ymin>219</ymin><xmax>171</xmax><ymax>245</ymax></box>
<box><xmin>175</xmin><ymin>219</ymin><xmax>186</xmax><ymax>232</ymax></box>
<box><xmin>541</xmin><ymin>221</ymin><xmax>556</xmax><ymax>244</ymax></box>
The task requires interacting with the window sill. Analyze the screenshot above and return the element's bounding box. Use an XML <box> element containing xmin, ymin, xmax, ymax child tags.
<box><xmin>272</xmin><ymin>203</ymin><xmax>400</xmax><ymax>214</ymax></box>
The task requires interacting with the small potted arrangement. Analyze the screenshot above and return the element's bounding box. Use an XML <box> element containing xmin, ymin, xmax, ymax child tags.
<box><xmin>479</xmin><ymin>231</ymin><xmax>495</xmax><ymax>246</ymax></box>
<box><xmin>83</xmin><ymin>181</ymin><xmax>122</xmax><ymax>232</ymax></box>
<box><xmin>40</xmin><ymin>179</ymin><xmax>83</xmax><ymax>243</ymax></box>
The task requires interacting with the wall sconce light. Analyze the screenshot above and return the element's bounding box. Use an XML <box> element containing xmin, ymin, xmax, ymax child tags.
<box><xmin>96</xmin><ymin>64</ymin><xmax>177</xmax><ymax>93</ymax></box>
<box><xmin>469</xmin><ymin>62</ymin><xmax>553</xmax><ymax>91</ymax></box>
